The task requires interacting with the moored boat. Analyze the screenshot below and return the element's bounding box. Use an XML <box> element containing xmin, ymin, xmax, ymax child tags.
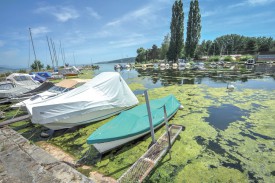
<box><xmin>11</xmin><ymin>79</ymin><xmax>89</xmax><ymax>109</ymax></box>
<box><xmin>0</xmin><ymin>73</ymin><xmax>41</xmax><ymax>99</ymax></box>
<box><xmin>86</xmin><ymin>95</ymin><xmax>181</xmax><ymax>154</ymax></box>
<box><xmin>27</xmin><ymin>72</ymin><xmax>139</xmax><ymax>130</ymax></box>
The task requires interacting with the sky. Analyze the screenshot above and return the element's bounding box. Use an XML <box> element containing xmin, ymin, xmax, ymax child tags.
<box><xmin>0</xmin><ymin>0</ymin><xmax>275</xmax><ymax>68</ymax></box>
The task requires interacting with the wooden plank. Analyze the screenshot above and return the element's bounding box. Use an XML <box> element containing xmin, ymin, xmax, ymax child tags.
<box><xmin>0</xmin><ymin>115</ymin><xmax>30</xmax><ymax>127</ymax></box>
<box><xmin>117</xmin><ymin>124</ymin><xmax>184</xmax><ymax>183</ymax></box>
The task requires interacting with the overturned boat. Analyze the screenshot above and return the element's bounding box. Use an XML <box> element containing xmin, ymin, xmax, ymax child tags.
<box><xmin>27</xmin><ymin>72</ymin><xmax>139</xmax><ymax>130</ymax></box>
<box><xmin>86</xmin><ymin>95</ymin><xmax>181</xmax><ymax>154</ymax></box>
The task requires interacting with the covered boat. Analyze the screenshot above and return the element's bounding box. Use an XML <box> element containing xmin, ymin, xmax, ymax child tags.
<box><xmin>27</xmin><ymin>72</ymin><xmax>139</xmax><ymax>130</ymax></box>
<box><xmin>11</xmin><ymin>79</ymin><xmax>89</xmax><ymax>109</ymax></box>
<box><xmin>59</xmin><ymin>66</ymin><xmax>80</xmax><ymax>76</ymax></box>
<box><xmin>87</xmin><ymin>95</ymin><xmax>181</xmax><ymax>154</ymax></box>
<box><xmin>9</xmin><ymin>81</ymin><xmax>55</xmax><ymax>104</ymax></box>
<box><xmin>0</xmin><ymin>73</ymin><xmax>40</xmax><ymax>99</ymax></box>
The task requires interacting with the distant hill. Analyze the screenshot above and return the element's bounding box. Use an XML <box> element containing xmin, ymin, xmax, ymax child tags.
<box><xmin>96</xmin><ymin>57</ymin><xmax>136</xmax><ymax>64</ymax></box>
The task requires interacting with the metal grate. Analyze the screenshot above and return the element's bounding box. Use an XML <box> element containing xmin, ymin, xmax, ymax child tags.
<box><xmin>117</xmin><ymin>125</ymin><xmax>183</xmax><ymax>183</ymax></box>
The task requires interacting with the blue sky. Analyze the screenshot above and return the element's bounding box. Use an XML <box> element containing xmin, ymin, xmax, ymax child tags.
<box><xmin>0</xmin><ymin>0</ymin><xmax>275</xmax><ymax>67</ymax></box>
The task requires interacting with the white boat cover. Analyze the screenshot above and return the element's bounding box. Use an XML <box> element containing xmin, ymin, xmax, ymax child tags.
<box><xmin>11</xmin><ymin>79</ymin><xmax>90</xmax><ymax>109</ymax></box>
<box><xmin>26</xmin><ymin>72</ymin><xmax>139</xmax><ymax>130</ymax></box>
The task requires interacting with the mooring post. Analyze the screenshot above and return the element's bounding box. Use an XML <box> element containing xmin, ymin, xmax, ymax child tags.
<box><xmin>144</xmin><ymin>90</ymin><xmax>156</xmax><ymax>144</ymax></box>
<box><xmin>163</xmin><ymin>105</ymin><xmax>171</xmax><ymax>150</ymax></box>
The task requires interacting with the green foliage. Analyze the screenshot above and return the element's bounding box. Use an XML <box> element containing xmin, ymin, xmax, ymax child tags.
<box><xmin>257</xmin><ymin>36</ymin><xmax>272</xmax><ymax>52</ymax></box>
<box><xmin>185</xmin><ymin>0</ymin><xmax>201</xmax><ymax>58</ymax></box>
<box><xmin>148</xmin><ymin>45</ymin><xmax>159</xmax><ymax>61</ymax></box>
<box><xmin>208</xmin><ymin>56</ymin><xmax>220</xmax><ymax>62</ymax></box>
<box><xmin>46</xmin><ymin>64</ymin><xmax>51</xmax><ymax>70</ymax></box>
<box><xmin>30</xmin><ymin>60</ymin><xmax>44</xmax><ymax>71</ymax></box>
<box><xmin>239</xmin><ymin>55</ymin><xmax>253</xmax><ymax>61</ymax></box>
<box><xmin>200</xmin><ymin>34</ymin><xmax>274</xmax><ymax>56</ymax></box>
<box><xmin>168</xmin><ymin>0</ymin><xmax>184</xmax><ymax>62</ymax></box>
<box><xmin>245</xmin><ymin>38</ymin><xmax>258</xmax><ymax>54</ymax></box>
<box><xmin>17</xmin><ymin>69</ymin><xmax>27</xmax><ymax>73</ymax></box>
<box><xmin>160</xmin><ymin>34</ymin><xmax>170</xmax><ymax>60</ymax></box>
<box><xmin>135</xmin><ymin>47</ymin><xmax>147</xmax><ymax>63</ymax></box>
<box><xmin>223</xmin><ymin>56</ymin><xmax>233</xmax><ymax>61</ymax></box>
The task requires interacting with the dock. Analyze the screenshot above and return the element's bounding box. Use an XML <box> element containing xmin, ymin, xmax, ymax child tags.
<box><xmin>118</xmin><ymin>124</ymin><xmax>184</xmax><ymax>183</ymax></box>
<box><xmin>0</xmin><ymin>126</ymin><xmax>94</xmax><ymax>183</ymax></box>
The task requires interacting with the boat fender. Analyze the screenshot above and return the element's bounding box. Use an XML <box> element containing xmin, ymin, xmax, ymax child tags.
<box><xmin>179</xmin><ymin>105</ymin><xmax>184</xmax><ymax>110</ymax></box>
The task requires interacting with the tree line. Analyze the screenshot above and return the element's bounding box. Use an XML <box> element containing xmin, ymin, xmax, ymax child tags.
<box><xmin>136</xmin><ymin>0</ymin><xmax>201</xmax><ymax>63</ymax></box>
<box><xmin>136</xmin><ymin>0</ymin><xmax>275</xmax><ymax>63</ymax></box>
<box><xmin>196</xmin><ymin>35</ymin><xmax>275</xmax><ymax>58</ymax></box>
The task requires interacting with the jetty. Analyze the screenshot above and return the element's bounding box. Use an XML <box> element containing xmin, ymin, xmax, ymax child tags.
<box><xmin>0</xmin><ymin>126</ymin><xmax>94</xmax><ymax>183</ymax></box>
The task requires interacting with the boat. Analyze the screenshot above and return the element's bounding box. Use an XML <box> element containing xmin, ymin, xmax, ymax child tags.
<box><xmin>0</xmin><ymin>81</ymin><xmax>15</xmax><ymax>91</ymax></box>
<box><xmin>245</xmin><ymin>58</ymin><xmax>255</xmax><ymax>65</ymax></box>
<box><xmin>59</xmin><ymin>66</ymin><xmax>80</xmax><ymax>76</ymax></box>
<box><xmin>11</xmin><ymin>79</ymin><xmax>89</xmax><ymax>109</ymax></box>
<box><xmin>0</xmin><ymin>73</ymin><xmax>41</xmax><ymax>99</ymax></box>
<box><xmin>9</xmin><ymin>81</ymin><xmax>55</xmax><ymax>104</ymax></box>
<box><xmin>27</xmin><ymin>72</ymin><xmax>139</xmax><ymax>130</ymax></box>
<box><xmin>86</xmin><ymin>94</ymin><xmax>181</xmax><ymax>154</ymax></box>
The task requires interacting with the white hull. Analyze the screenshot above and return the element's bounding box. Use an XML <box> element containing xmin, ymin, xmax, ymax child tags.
<box><xmin>11</xmin><ymin>91</ymin><xmax>58</xmax><ymax>109</ymax></box>
<box><xmin>35</xmin><ymin>106</ymin><xmax>132</xmax><ymax>130</ymax></box>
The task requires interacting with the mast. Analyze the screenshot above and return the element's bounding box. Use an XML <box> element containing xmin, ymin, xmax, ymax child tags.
<box><xmin>29</xmin><ymin>28</ymin><xmax>39</xmax><ymax>71</ymax></box>
<box><xmin>46</xmin><ymin>36</ymin><xmax>54</xmax><ymax>70</ymax></box>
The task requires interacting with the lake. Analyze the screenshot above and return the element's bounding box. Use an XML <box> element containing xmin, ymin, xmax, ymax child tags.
<box><xmin>5</xmin><ymin>62</ymin><xmax>275</xmax><ymax>182</ymax></box>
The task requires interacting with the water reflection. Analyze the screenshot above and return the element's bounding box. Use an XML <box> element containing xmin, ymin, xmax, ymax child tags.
<box><xmin>95</xmin><ymin>63</ymin><xmax>275</xmax><ymax>90</ymax></box>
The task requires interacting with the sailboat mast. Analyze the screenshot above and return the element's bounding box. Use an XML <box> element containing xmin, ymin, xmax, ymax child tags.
<box><xmin>46</xmin><ymin>36</ymin><xmax>54</xmax><ymax>70</ymax></box>
<box><xmin>29</xmin><ymin>28</ymin><xmax>39</xmax><ymax>71</ymax></box>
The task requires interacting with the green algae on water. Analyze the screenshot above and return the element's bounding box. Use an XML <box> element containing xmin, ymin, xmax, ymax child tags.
<box><xmin>6</xmin><ymin>82</ymin><xmax>275</xmax><ymax>182</ymax></box>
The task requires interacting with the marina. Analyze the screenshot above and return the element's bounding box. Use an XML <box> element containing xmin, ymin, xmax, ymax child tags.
<box><xmin>0</xmin><ymin>64</ymin><xmax>275</xmax><ymax>182</ymax></box>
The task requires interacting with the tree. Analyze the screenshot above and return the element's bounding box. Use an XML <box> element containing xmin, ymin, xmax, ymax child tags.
<box><xmin>185</xmin><ymin>0</ymin><xmax>201</xmax><ymax>58</ymax></box>
<box><xmin>30</xmin><ymin>60</ymin><xmax>44</xmax><ymax>71</ymax></box>
<box><xmin>46</xmin><ymin>64</ymin><xmax>51</xmax><ymax>70</ymax></box>
<box><xmin>167</xmin><ymin>0</ymin><xmax>184</xmax><ymax>62</ymax></box>
<box><xmin>245</xmin><ymin>38</ymin><xmax>258</xmax><ymax>54</ymax></box>
<box><xmin>160</xmin><ymin>34</ymin><xmax>170</xmax><ymax>60</ymax></box>
<box><xmin>150</xmin><ymin>44</ymin><xmax>159</xmax><ymax>61</ymax></box>
<box><xmin>135</xmin><ymin>47</ymin><xmax>147</xmax><ymax>63</ymax></box>
<box><xmin>257</xmin><ymin>37</ymin><xmax>272</xmax><ymax>53</ymax></box>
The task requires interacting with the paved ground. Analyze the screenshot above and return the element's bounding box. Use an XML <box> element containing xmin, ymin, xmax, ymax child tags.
<box><xmin>0</xmin><ymin>127</ymin><xmax>94</xmax><ymax>183</ymax></box>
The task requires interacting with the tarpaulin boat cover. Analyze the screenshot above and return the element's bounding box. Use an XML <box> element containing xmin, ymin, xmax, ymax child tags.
<box><xmin>87</xmin><ymin>95</ymin><xmax>180</xmax><ymax>144</ymax></box>
<box><xmin>27</xmin><ymin>72</ymin><xmax>139</xmax><ymax>129</ymax></box>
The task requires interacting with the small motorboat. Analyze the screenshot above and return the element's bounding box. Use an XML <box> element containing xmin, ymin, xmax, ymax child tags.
<box><xmin>0</xmin><ymin>73</ymin><xmax>41</xmax><ymax>99</ymax></box>
<box><xmin>87</xmin><ymin>95</ymin><xmax>181</xmax><ymax>154</ymax></box>
<box><xmin>11</xmin><ymin>79</ymin><xmax>89</xmax><ymax>109</ymax></box>
<box><xmin>27</xmin><ymin>72</ymin><xmax>139</xmax><ymax>130</ymax></box>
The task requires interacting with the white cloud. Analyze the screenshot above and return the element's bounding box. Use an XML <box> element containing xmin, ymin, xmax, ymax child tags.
<box><xmin>31</xmin><ymin>26</ymin><xmax>51</xmax><ymax>37</ymax></box>
<box><xmin>108</xmin><ymin>34</ymin><xmax>153</xmax><ymax>48</ymax></box>
<box><xmin>86</xmin><ymin>7</ymin><xmax>101</xmax><ymax>20</ymax></box>
<box><xmin>201</xmin><ymin>11</ymin><xmax>216</xmax><ymax>17</ymax></box>
<box><xmin>229</xmin><ymin>0</ymin><xmax>275</xmax><ymax>8</ymax></box>
<box><xmin>105</xmin><ymin>5</ymin><xmax>160</xmax><ymax>27</ymax></box>
<box><xmin>247</xmin><ymin>0</ymin><xmax>275</xmax><ymax>5</ymax></box>
<box><xmin>35</xmin><ymin>6</ymin><xmax>79</xmax><ymax>22</ymax></box>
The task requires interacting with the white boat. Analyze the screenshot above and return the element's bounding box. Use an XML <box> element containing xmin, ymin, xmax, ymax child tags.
<box><xmin>9</xmin><ymin>82</ymin><xmax>55</xmax><ymax>104</ymax></box>
<box><xmin>245</xmin><ymin>59</ymin><xmax>255</xmax><ymax>65</ymax></box>
<box><xmin>0</xmin><ymin>81</ymin><xmax>15</xmax><ymax>91</ymax></box>
<box><xmin>11</xmin><ymin>79</ymin><xmax>89</xmax><ymax>109</ymax></box>
<box><xmin>0</xmin><ymin>73</ymin><xmax>40</xmax><ymax>99</ymax></box>
<box><xmin>26</xmin><ymin>72</ymin><xmax>139</xmax><ymax>130</ymax></box>
<box><xmin>59</xmin><ymin>66</ymin><xmax>81</xmax><ymax>76</ymax></box>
